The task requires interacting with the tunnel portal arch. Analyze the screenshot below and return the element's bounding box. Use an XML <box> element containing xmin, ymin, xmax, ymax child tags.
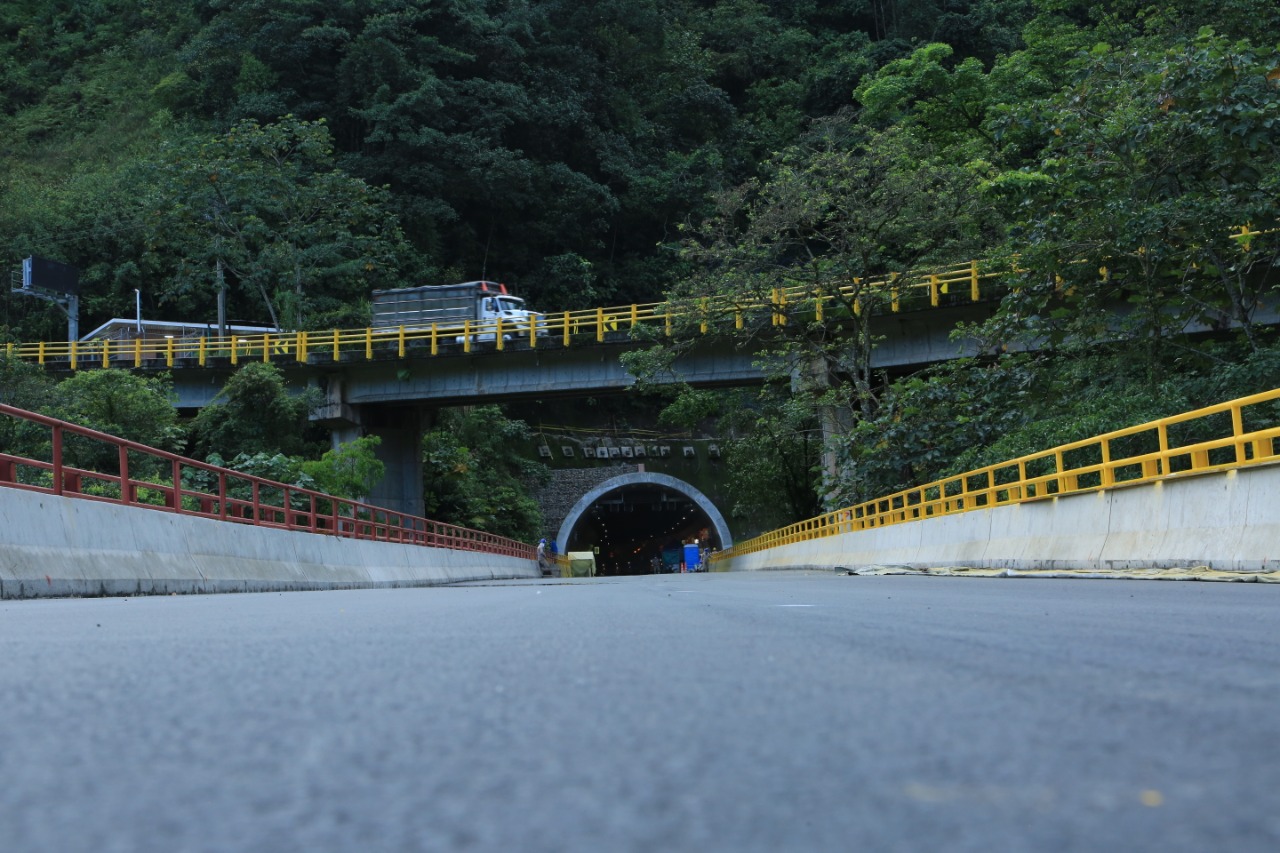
<box><xmin>555</xmin><ymin>473</ymin><xmax>733</xmax><ymax>565</ymax></box>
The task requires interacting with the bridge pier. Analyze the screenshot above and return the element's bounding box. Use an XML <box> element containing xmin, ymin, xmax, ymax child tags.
<box><xmin>312</xmin><ymin>376</ymin><xmax>427</xmax><ymax>518</ymax></box>
<box><xmin>360</xmin><ymin>405</ymin><xmax>428</xmax><ymax>519</ymax></box>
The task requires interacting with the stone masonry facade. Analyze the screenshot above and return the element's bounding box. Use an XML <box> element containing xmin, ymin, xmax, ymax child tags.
<box><xmin>535</xmin><ymin>464</ymin><xmax>640</xmax><ymax>542</ymax></box>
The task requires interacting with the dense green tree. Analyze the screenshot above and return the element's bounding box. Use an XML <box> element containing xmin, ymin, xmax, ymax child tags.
<box><xmin>983</xmin><ymin>30</ymin><xmax>1280</xmax><ymax>372</ymax></box>
<box><xmin>1</xmin><ymin>0</ymin><xmax>1054</xmax><ymax>341</ymax></box>
<box><xmin>0</xmin><ymin>355</ymin><xmax>56</xmax><ymax>463</ymax></box>
<box><xmin>718</xmin><ymin>387</ymin><xmax>825</xmax><ymax>526</ymax></box>
<box><xmin>188</xmin><ymin>362</ymin><xmax>322</xmax><ymax>460</ymax></box>
<box><xmin>142</xmin><ymin>115</ymin><xmax>411</xmax><ymax>330</ymax></box>
<box><xmin>0</xmin><ymin>354</ymin><xmax>54</xmax><ymax>411</ymax></box>
<box><xmin>675</xmin><ymin>118</ymin><xmax>997</xmax><ymax>422</ymax></box>
<box><xmin>48</xmin><ymin>369</ymin><xmax>182</xmax><ymax>446</ymax></box>
<box><xmin>46</xmin><ymin>369</ymin><xmax>184</xmax><ymax>474</ymax></box>
<box><xmin>301</xmin><ymin>435</ymin><xmax>384</xmax><ymax>500</ymax></box>
<box><xmin>421</xmin><ymin>405</ymin><xmax>547</xmax><ymax>540</ymax></box>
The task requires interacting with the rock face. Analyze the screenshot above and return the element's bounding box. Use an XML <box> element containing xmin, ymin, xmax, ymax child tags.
<box><xmin>535</xmin><ymin>464</ymin><xmax>639</xmax><ymax>541</ymax></box>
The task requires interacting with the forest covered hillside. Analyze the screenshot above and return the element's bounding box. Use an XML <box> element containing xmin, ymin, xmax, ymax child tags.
<box><xmin>5</xmin><ymin>0</ymin><xmax>1269</xmax><ymax>337</ymax></box>
<box><xmin>3</xmin><ymin>0</ymin><xmax>1280</xmax><ymax>531</ymax></box>
<box><xmin>1</xmin><ymin>0</ymin><xmax>1012</xmax><ymax>335</ymax></box>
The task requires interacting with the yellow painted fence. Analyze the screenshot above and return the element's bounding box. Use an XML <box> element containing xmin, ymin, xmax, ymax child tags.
<box><xmin>713</xmin><ymin>387</ymin><xmax>1280</xmax><ymax>563</ymax></box>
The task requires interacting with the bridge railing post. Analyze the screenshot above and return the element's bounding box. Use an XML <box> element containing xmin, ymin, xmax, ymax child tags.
<box><xmin>1231</xmin><ymin>404</ymin><xmax>1246</xmax><ymax>463</ymax></box>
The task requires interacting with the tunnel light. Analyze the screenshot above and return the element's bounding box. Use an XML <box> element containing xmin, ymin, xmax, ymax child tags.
<box><xmin>659</xmin><ymin>446</ymin><xmax>670</xmax><ymax>457</ymax></box>
<box><xmin>708</xmin><ymin>445</ymin><xmax>720</xmax><ymax>458</ymax></box>
<box><xmin>621</xmin><ymin>446</ymin><xmax>634</xmax><ymax>458</ymax></box>
<box><xmin>608</xmin><ymin>447</ymin><xmax>621</xmax><ymax>458</ymax></box>
<box><xmin>583</xmin><ymin>447</ymin><xmax>596</xmax><ymax>458</ymax></box>
<box><xmin>562</xmin><ymin>446</ymin><xmax>575</xmax><ymax>457</ymax></box>
<box><xmin>538</xmin><ymin>445</ymin><xmax>552</xmax><ymax>458</ymax></box>
<box><xmin>634</xmin><ymin>445</ymin><xmax>646</xmax><ymax>457</ymax></box>
<box><xmin>682</xmin><ymin>446</ymin><xmax>695</xmax><ymax>457</ymax></box>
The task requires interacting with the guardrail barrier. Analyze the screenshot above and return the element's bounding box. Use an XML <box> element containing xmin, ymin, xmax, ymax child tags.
<box><xmin>0</xmin><ymin>403</ymin><xmax>534</xmax><ymax>560</ymax></box>
<box><xmin>713</xmin><ymin>387</ymin><xmax>1280</xmax><ymax>562</ymax></box>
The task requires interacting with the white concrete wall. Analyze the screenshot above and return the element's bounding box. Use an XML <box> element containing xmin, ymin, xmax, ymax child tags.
<box><xmin>0</xmin><ymin>488</ymin><xmax>539</xmax><ymax>599</ymax></box>
<box><xmin>724</xmin><ymin>465</ymin><xmax>1279</xmax><ymax>574</ymax></box>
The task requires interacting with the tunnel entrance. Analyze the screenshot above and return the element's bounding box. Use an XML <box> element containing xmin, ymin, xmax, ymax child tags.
<box><xmin>556</xmin><ymin>473</ymin><xmax>733</xmax><ymax>576</ymax></box>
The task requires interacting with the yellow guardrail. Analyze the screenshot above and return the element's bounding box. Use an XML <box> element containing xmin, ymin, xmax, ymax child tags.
<box><xmin>4</xmin><ymin>256</ymin><xmax>1008</xmax><ymax>370</ymax></box>
<box><xmin>712</xmin><ymin>387</ymin><xmax>1280</xmax><ymax>562</ymax></box>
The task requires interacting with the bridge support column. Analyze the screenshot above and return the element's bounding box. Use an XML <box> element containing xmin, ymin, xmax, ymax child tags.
<box><xmin>359</xmin><ymin>405</ymin><xmax>428</xmax><ymax>519</ymax></box>
<box><xmin>310</xmin><ymin>378</ymin><xmax>427</xmax><ymax>519</ymax></box>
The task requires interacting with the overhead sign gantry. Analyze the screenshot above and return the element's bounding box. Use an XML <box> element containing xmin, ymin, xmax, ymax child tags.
<box><xmin>13</xmin><ymin>256</ymin><xmax>81</xmax><ymax>341</ymax></box>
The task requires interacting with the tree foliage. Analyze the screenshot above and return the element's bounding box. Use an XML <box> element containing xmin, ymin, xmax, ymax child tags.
<box><xmin>0</xmin><ymin>355</ymin><xmax>56</xmax><ymax>460</ymax></box>
<box><xmin>302</xmin><ymin>435</ymin><xmax>384</xmax><ymax>500</ymax></box>
<box><xmin>2</xmin><ymin>0</ymin><xmax>1039</xmax><ymax>339</ymax></box>
<box><xmin>985</xmin><ymin>28</ymin><xmax>1280</xmax><ymax>368</ymax></box>
<box><xmin>142</xmin><ymin>116</ymin><xmax>410</xmax><ymax>330</ymax></box>
<box><xmin>46</xmin><ymin>369</ymin><xmax>184</xmax><ymax>474</ymax></box>
<box><xmin>188</xmin><ymin>362</ymin><xmax>322</xmax><ymax>461</ymax></box>
<box><xmin>421</xmin><ymin>406</ymin><xmax>548</xmax><ymax>541</ymax></box>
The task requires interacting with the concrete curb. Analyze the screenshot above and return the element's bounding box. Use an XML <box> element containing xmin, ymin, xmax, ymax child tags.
<box><xmin>0</xmin><ymin>488</ymin><xmax>538</xmax><ymax>599</ymax></box>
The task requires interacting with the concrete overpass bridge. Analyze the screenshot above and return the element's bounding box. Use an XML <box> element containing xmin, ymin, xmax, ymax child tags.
<box><xmin>7</xmin><ymin>261</ymin><xmax>1009</xmax><ymax>527</ymax></box>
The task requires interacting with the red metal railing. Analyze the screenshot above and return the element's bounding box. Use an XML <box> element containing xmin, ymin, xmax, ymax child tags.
<box><xmin>0</xmin><ymin>403</ymin><xmax>535</xmax><ymax>559</ymax></box>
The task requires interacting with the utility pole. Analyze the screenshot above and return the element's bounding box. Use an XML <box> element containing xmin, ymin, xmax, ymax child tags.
<box><xmin>216</xmin><ymin>257</ymin><xmax>227</xmax><ymax>339</ymax></box>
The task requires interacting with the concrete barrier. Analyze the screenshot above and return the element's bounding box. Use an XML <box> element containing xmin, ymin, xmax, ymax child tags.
<box><xmin>0</xmin><ymin>488</ymin><xmax>538</xmax><ymax>599</ymax></box>
<box><xmin>724</xmin><ymin>465</ymin><xmax>1279</xmax><ymax>574</ymax></box>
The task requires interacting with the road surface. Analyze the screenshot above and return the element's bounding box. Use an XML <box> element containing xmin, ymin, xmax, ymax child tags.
<box><xmin>2</xmin><ymin>571</ymin><xmax>1277</xmax><ymax>852</ymax></box>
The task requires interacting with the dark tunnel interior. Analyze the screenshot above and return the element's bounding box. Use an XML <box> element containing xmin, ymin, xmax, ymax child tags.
<box><xmin>564</xmin><ymin>485</ymin><xmax>722</xmax><ymax>575</ymax></box>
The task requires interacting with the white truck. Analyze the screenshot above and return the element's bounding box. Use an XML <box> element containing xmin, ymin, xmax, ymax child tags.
<box><xmin>370</xmin><ymin>281</ymin><xmax>544</xmax><ymax>342</ymax></box>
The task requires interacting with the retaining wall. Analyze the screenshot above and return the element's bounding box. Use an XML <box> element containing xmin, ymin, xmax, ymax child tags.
<box><xmin>722</xmin><ymin>465</ymin><xmax>1279</xmax><ymax>574</ymax></box>
<box><xmin>0</xmin><ymin>488</ymin><xmax>538</xmax><ymax>599</ymax></box>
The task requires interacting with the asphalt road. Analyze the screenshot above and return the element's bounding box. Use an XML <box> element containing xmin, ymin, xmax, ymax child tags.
<box><xmin>2</xmin><ymin>571</ymin><xmax>1278</xmax><ymax>852</ymax></box>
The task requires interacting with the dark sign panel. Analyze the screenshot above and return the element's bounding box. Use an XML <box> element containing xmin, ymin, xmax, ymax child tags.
<box><xmin>21</xmin><ymin>256</ymin><xmax>80</xmax><ymax>295</ymax></box>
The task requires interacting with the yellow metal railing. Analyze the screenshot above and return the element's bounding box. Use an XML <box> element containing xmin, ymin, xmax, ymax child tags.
<box><xmin>4</xmin><ymin>256</ymin><xmax>1007</xmax><ymax>371</ymax></box>
<box><xmin>713</xmin><ymin>388</ymin><xmax>1280</xmax><ymax>562</ymax></box>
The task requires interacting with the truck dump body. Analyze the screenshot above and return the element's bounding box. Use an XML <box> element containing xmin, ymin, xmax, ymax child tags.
<box><xmin>371</xmin><ymin>282</ymin><xmax>495</xmax><ymax>330</ymax></box>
